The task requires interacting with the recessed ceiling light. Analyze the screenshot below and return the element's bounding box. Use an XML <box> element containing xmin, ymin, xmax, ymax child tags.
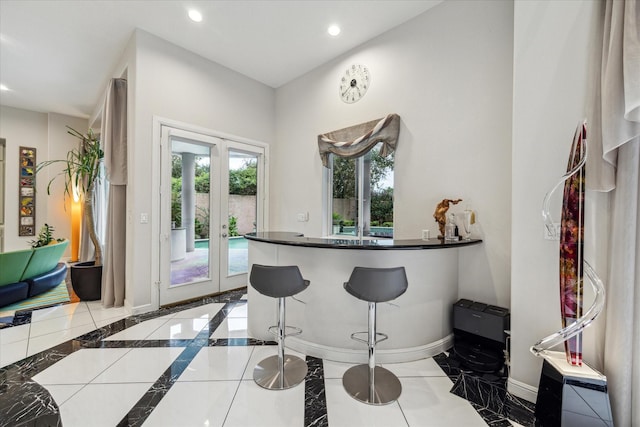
<box><xmin>328</xmin><ymin>25</ymin><xmax>341</xmax><ymax>36</ymax></box>
<box><xmin>188</xmin><ymin>9</ymin><xmax>203</xmax><ymax>23</ymax></box>
<box><xmin>0</xmin><ymin>84</ymin><xmax>9</xmax><ymax>91</ymax></box>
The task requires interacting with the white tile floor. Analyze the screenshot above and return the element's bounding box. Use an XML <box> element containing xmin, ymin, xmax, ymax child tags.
<box><xmin>0</xmin><ymin>301</ymin><xmax>130</xmax><ymax>367</ymax></box>
<box><xmin>1</xmin><ymin>298</ymin><xmax>527</xmax><ymax>426</ymax></box>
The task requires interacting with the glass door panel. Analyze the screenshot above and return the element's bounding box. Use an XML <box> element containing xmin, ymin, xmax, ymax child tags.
<box><xmin>220</xmin><ymin>142</ymin><xmax>264</xmax><ymax>291</ymax></box>
<box><xmin>160</xmin><ymin>127</ymin><xmax>221</xmax><ymax>306</ymax></box>
<box><xmin>160</xmin><ymin>127</ymin><xmax>266</xmax><ymax>302</ymax></box>
<box><xmin>170</xmin><ymin>147</ymin><xmax>211</xmax><ymax>286</ymax></box>
<box><xmin>227</xmin><ymin>150</ymin><xmax>257</xmax><ymax>276</ymax></box>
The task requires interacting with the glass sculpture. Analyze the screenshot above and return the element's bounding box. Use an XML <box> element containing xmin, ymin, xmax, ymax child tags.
<box><xmin>530</xmin><ymin>122</ymin><xmax>605</xmax><ymax>366</ymax></box>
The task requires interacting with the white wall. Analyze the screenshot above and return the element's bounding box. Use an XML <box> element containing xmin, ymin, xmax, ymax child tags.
<box><xmin>274</xmin><ymin>0</ymin><xmax>514</xmax><ymax>307</ymax></box>
<box><xmin>510</xmin><ymin>0</ymin><xmax>605</xmax><ymax>401</ymax></box>
<box><xmin>46</xmin><ymin>113</ymin><xmax>89</xmax><ymax>253</ymax></box>
<box><xmin>0</xmin><ymin>106</ymin><xmax>86</xmax><ymax>254</ymax></box>
<box><xmin>0</xmin><ymin>1</ymin><xmax>610</xmax><ymax>401</ymax></box>
<box><xmin>0</xmin><ymin>107</ymin><xmax>47</xmax><ymax>251</ymax></box>
<box><xmin>125</xmin><ymin>30</ymin><xmax>275</xmax><ymax>312</ymax></box>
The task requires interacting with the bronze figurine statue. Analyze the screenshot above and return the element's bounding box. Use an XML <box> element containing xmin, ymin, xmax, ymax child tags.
<box><xmin>434</xmin><ymin>198</ymin><xmax>462</xmax><ymax>237</ymax></box>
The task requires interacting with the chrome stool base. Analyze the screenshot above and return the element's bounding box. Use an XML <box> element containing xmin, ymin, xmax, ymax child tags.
<box><xmin>342</xmin><ymin>364</ymin><xmax>402</xmax><ymax>405</ymax></box>
<box><xmin>253</xmin><ymin>354</ymin><xmax>308</xmax><ymax>390</ymax></box>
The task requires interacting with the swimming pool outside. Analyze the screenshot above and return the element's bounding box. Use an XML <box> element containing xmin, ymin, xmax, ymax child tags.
<box><xmin>172</xmin><ymin>237</ymin><xmax>248</xmax><ymax>283</ymax></box>
<box><xmin>194</xmin><ymin>236</ymin><xmax>248</xmax><ymax>250</ymax></box>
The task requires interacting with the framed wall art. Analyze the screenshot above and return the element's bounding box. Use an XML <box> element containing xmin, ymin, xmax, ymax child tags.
<box><xmin>19</xmin><ymin>146</ymin><xmax>36</xmax><ymax>236</ymax></box>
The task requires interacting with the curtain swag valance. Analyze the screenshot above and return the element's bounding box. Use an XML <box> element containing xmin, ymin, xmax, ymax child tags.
<box><xmin>317</xmin><ymin>113</ymin><xmax>400</xmax><ymax>168</ymax></box>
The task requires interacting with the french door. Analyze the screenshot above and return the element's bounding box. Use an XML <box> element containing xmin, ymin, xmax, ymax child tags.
<box><xmin>159</xmin><ymin>126</ymin><xmax>265</xmax><ymax>306</ymax></box>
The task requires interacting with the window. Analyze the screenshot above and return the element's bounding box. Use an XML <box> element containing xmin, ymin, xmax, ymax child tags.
<box><xmin>327</xmin><ymin>142</ymin><xmax>394</xmax><ymax>237</ymax></box>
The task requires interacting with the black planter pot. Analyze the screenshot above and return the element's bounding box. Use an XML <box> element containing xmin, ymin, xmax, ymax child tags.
<box><xmin>70</xmin><ymin>261</ymin><xmax>102</xmax><ymax>301</ymax></box>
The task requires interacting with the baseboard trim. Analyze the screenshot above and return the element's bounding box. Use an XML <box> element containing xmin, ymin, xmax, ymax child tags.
<box><xmin>287</xmin><ymin>334</ymin><xmax>454</xmax><ymax>364</ymax></box>
<box><xmin>129</xmin><ymin>302</ymin><xmax>153</xmax><ymax>315</ymax></box>
<box><xmin>507</xmin><ymin>377</ymin><xmax>538</xmax><ymax>404</ymax></box>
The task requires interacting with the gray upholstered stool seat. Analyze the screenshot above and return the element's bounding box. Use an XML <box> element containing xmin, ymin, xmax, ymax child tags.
<box><xmin>343</xmin><ymin>266</ymin><xmax>408</xmax><ymax>405</ymax></box>
<box><xmin>250</xmin><ymin>264</ymin><xmax>310</xmax><ymax>390</ymax></box>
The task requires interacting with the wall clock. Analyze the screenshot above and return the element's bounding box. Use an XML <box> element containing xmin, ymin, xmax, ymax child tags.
<box><xmin>339</xmin><ymin>64</ymin><xmax>370</xmax><ymax>103</ymax></box>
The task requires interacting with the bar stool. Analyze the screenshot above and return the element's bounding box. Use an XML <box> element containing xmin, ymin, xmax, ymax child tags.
<box><xmin>342</xmin><ymin>266</ymin><xmax>408</xmax><ymax>405</ymax></box>
<box><xmin>250</xmin><ymin>264</ymin><xmax>310</xmax><ymax>390</ymax></box>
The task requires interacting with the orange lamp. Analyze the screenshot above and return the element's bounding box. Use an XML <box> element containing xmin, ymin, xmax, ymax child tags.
<box><xmin>71</xmin><ymin>185</ymin><xmax>81</xmax><ymax>262</ymax></box>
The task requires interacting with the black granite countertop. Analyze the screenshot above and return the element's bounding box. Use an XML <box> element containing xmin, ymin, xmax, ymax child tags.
<box><xmin>244</xmin><ymin>231</ymin><xmax>482</xmax><ymax>250</ymax></box>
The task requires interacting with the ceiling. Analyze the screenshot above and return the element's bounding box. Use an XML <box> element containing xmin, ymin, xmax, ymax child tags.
<box><xmin>0</xmin><ymin>0</ymin><xmax>441</xmax><ymax>119</ymax></box>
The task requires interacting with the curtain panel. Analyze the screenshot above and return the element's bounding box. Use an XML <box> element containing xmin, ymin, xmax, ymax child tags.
<box><xmin>317</xmin><ymin>113</ymin><xmax>400</xmax><ymax>167</ymax></box>
<box><xmin>587</xmin><ymin>1</ymin><xmax>640</xmax><ymax>425</ymax></box>
<box><xmin>100</xmin><ymin>78</ymin><xmax>127</xmax><ymax>308</ymax></box>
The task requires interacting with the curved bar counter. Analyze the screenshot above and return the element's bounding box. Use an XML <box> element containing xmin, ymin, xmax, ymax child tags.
<box><xmin>246</xmin><ymin>232</ymin><xmax>482</xmax><ymax>364</ymax></box>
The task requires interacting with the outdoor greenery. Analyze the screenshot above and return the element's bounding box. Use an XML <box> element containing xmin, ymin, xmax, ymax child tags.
<box><xmin>228</xmin><ymin>216</ymin><xmax>239</xmax><ymax>237</ymax></box>
<box><xmin>195</xmin><ymin>172</ymin><xmax>210</xmax><ymax>193</ymax></box>
<box><xmin>171</xmin><ymin>156</ymin><xmax>256</xmax><ymax>239</ymax></box>
<box><xmin>332</xmin><ymin>149</ymin><xmax>394</xmax><ymax>227</ymax></box>
<box><xmin>194</xmin><ymin>207</ymin><xmax>209</xmax><ymax>239</ymax></box>
<box><xmin>172</xmin><ymin>154</ymin><xmax>210</xmax><ymax>229</ymax></box>
<box><xmin>332</xmin><ymin>212</ymin><xmax>343</xmax><ymax>225</ymax></box>
<box><xmin>170</xmin><ymin>155</ymin><xmax>210</xmax><ymax>197</ymax></box>
<box><xmin>171</xmin><ymin>176</ymin><xmax>182</xmax><ymax>227</ymax></box>
<box><xmin>229</xmin><ymin>160</ymin><xmax>257</xmax><ymax>195</ymax></box>
<box><xmin>370</xmin><ymin>187</ymin><xmax>394</xmax><ymax>225</ymax></box>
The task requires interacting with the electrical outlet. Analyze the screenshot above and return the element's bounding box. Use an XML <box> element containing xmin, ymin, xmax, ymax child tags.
<box><xmin>140</xmin><ymin>213</ymin><xmax>149</xmax><ymax>224</ymax></box>
<box><xmin>544</xmin><ymin>223</ymin><xmax>560</xmax><ymax>240</ymax></box>
<box><xmin>296</xmin><ymin>212</ymin><xmax>309</xmax><ymax>222</ymax></box>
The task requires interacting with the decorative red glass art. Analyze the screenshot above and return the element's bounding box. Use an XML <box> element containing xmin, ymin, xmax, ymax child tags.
<box><xmin>559</xmin><ymin>123</ymin><xmax>586</xmax><ymax>366</ymax></box>
<box><xmin>531</xmin><ymin>122</ymin><xmax>604</xmax><ymax>366</ymax></box>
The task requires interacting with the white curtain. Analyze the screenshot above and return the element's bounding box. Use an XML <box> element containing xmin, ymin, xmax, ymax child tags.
<box><xmin>100</xmin><ymin>78</ymin><xmax>127</xmax><ymax>308</ymax></box>
<box><xmin>79</xmin><ymin>162</ymin><xmax>108</xmax><ymax>262</ymax></box>
<box><xmin>588</xmin><ymin>1</ymin><xmax>640</xmax><ymax>425</ymax></box>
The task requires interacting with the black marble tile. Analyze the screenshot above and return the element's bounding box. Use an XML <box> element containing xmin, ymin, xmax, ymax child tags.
<box><xmin>435</xmin><ymin>351</ymin><xmax>537</xmax><ymax>427</ymax></box>
<box><xmin>0</xmin><ymin>380</ymin><xmax>60</xmax><ymax>427</ymax></box>
<box><xmin>433</xmin><ymin>351</ymin><xmax>462</xmax><ymax>380</ymax></box>
<box><xmin>1</xmin><ymin>345</ymin><xmax>75</xmax><ymax>386</ymax></box>
<box><xmin>83</xmin><ymin>339</ymin><xmax>194</xmax><ymax>349</ymax></box>
<box><xmin>116</xmin><ymin>299</ymin><xmax>238</xmax><ymax>426</ymax></box>
<box><xmin>0</xmin><ymin>287</ymin><xmax>248</xmax><ymax>330</ymax></box>
<box><xmin>209</xmin><ymin>337</ymin><xmax>276</xmax><ymax>346</ymax></box>
<box><xmin>451</xmin><ymin>371</ymin><xmax>507</xmax><ymax>414</ymax></box>
<box><xmin>487</xmin><ymin>418</ymin><xmax>514</xmax><ymax>427</ymax></box>
<box><xmin>0</xmin><ymin>289</ymin><xmax>247</xmax><ymax>427</ymax></box>
<box><xmin>0</xmin><ymin>310</ymin><xmax>32</xmax><ymax>329</ymax></box>
<box><xmin>504</xmin><ymin>391</ymin><xmax>536</xmax><ymax>427</ymax></box>
<box><xmin>14</xmin><ymin>310</ymin><xmax>33</xmax><ymax>326</ymax></box>
<box><xmin>305</xmin><ymin>356</ymin><xmax>328</xmax><ymax>427</ymax></box>
<box><xmin>473</xmin><ymin>403</ymin><xmax>526</xmax><ymax>427</ymax></box>
<box><xmin>2</xmin><ymin>289</ymin><xmax>539</xmax><ymax>427</ymax></box>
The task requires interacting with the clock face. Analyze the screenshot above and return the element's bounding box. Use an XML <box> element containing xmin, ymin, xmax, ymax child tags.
<box><xmin>339</xmin><ymin>64</ymin><xmax>370</xmax><ymax>103</ymax></box>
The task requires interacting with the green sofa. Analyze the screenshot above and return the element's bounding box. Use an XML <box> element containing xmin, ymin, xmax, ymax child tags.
<box><xmin>0</xmin><ymin>240</ymin><xmax>69</xmax><ymax>308</ymax></box>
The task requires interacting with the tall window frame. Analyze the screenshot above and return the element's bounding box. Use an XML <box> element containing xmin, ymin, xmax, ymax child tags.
<box><xmin>324</xmin><ymin>142</ymin><xmax>394</xmax><ymax>238</ymax></box>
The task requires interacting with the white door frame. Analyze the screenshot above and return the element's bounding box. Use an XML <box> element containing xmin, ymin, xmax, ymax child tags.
<box><xmin>220</xmin><ymin>140</ymin><xmax>266</xmax><ymax>291</ymax></box>
<box><xmin>159</xmin><ymin>127</ymin><xmax>223</xmax><ymax>306</ymax></box>
<box><xmin>152</xmin><ymin>117</ymin><xmax>269</xmax><ymax>307</ymax></box>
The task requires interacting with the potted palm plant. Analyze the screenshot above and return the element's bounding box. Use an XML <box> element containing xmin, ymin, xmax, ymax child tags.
<box><xmin>37</xmin><ymin>126</ymin><xmax>103</xmax><ymax>300</ymax></box>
